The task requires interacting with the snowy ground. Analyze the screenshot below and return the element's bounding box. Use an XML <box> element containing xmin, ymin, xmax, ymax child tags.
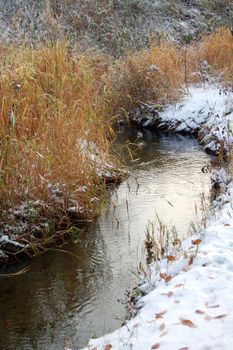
<box><xmin>81</xmin><ymin>84</ymin><xmax>233</xmax><ymax>350</ymax></box>
<box><xmin>132</xmin><ymin>83</ymin><xmax>233</xmax><ymax>154</ymax></box>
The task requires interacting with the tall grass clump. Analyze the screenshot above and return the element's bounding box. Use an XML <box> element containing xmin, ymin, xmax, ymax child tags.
<box><xmin>102</xmin><ymin>42</ymin><xmax>184</xmax><ymax>117</ymax></box>
<box><xmin>195</xmin><ymin>28</ymin><xmax>233</xmax><ymax>82</ymax></box>
<box><xmin>0</xmin><ymin>43</ymin><xmax>118</xmax><ymax>236</ymax></box>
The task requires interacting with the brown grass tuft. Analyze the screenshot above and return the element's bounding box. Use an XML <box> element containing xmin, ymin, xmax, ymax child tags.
<box><xmin>0</xmin><ymin>43</ymin><xmax>115</xmax><ymax>228</ymax></box>
<box><xmin>103</xmin><ymin>43</ymin><xmax>184</xmax><ymax>117</ymax></box>
<box><xmin>197</xmin><ymin>28</ymin><xmax>233</xmax><ymax>82</ymax></box>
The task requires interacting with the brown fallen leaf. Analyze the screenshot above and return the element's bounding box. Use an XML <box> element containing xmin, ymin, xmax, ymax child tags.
<box><xmin>195</xmin><ymin>309</ymin><xmax>205</xmax><ymax>315</ymax></box>
<box><xmin>174</xmin><ymin>300</ymin><xmax>180</xmax><ymax>304</ymax></box>
<box><xmin>104</xmin><ymin>344</ymin><xmax>112</xmax><ymax>350</ymax></box>
<box><xmin>188</xmin><ymin>256</ymin><xmax>194</xmax><ymax>266</ymax></box>
<box><xmin>155</xmin><ymin>310</ymin><xmax>167</xmax><ymax>319</ymax></box>
<box><xmin>167</xmin><ymin>255</ymin><xmax>176</xmax><ymax>262</ymax></box>
<box><xmin>179</xmin><ymin>347</ymin><xmax>189</xmax><ymax>350</ymax></box>
<box><xmin>205</xmin><ymin>302</ymin><xmax>220</xmax><ymax>309</ymax></box>
<box><xmin>159</xmin><ymin>323</ymin><xmax>165</xmax><ymax>332</ymax></box>
<box><xmin>213</xmin><ymin>314</ymin><xmax>227</xmax><ymax>319</ymax></box>
<box><xmin>160</xmin><ymin>272</ymin><xmax>167</xmax><ymax>279</ymax></box>
<box><xmin>161</xmin><ymin>291</ymin><xmax>174</xmax><ymax>298</ymax></box>
<box><xmin>160</xmin><ymin>330</ymin><xmax>168</xmax><ymax>337</ymax></box>
<box><xmin>175</xmin><ymin>283</ymin><xmax>184</xmax><ymax>288</ymax></box>
<box><xmin>151</xmin><ymin>343</ymin><xmax>160</xmax><ymax>349</ymax></box>
<box><xmin>224</xmin><ymin>224</ymin><xmax>230</xmax><ymax>227</ymax></box>
<box><xmin>192</xmin><ymin>239</ymin><xmax>202</xmax><ymax>245</ymax></box>
<box><xmin>180</xmin><ymin>318</ymin><xmax>197</xmax><ymax>328</ymax></box>
<box><xmin>165</xmin><ymin>275</ymin><xmax>173</xmax><ymax>283</ymax></box>
<box><xmin>160</xmin><ymin>272</ymin><xmax>173</xmax><ymax>282</ymax></box>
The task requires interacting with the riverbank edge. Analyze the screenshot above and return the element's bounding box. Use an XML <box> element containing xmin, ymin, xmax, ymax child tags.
<box><xmin>82</xmin><ymin>83</ymin><xmax>233</xmax><ymax>350</ymax></box>
<box><xmin>0</xmin><ymin>164</ymin><xmax>127</xmax><ymax>267</ymax></box>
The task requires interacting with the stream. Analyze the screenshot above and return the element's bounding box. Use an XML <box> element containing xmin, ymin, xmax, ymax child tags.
<box><xmin>0</xmin><ymin>129</ymin><xmax>211</xmax><ymax>350</ymax></box>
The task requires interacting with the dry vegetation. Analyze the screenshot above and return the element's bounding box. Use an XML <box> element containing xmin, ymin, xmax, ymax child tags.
<box><xmin>0</xmin><ymin>43</ymin><xmax>119</xmax><ymax>242</ymax></box>
<box><xmin>0</xmin><ymin>27</ymin><xmax>232</xmax><ymax>258</ymax></box>
<box><xmin>199</xmin><ymin>28</ymin><xmax>233</xmax><ymax>81</ymax></box>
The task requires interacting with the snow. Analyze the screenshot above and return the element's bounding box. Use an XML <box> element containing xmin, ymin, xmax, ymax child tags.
<box><xmin>132</xmin><ymin>84</ymin><xmax>233</xmax><ymax>155</ymax></box>
<box><xmin>81</xmin><ymin>84</ymin><xmax>233</xmax><ymax>350</ymax></box>
<box><xmin>0</xmin><ymin>234</ymin><xmax>25</xmax><ymax>248</ymax></box>
<box><xmin>159</xmin><ymin>84</ymin><xmax>233</xmax><ymax>153</ymax></box>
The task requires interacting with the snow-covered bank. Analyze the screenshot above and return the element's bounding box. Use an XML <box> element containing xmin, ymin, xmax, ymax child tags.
<box><xmin>82</xmin><ymin>84</ymin><xmax>233</xmax><ymax>350</ymax></box>
<box><xmin>131</xmin><ymin>84</ymin><xmax>233</xmax><ymax>154</ymax></box>
<box><xmin>0</xmin><ymin>151</ymin><xmax>123</xmax><ymax>266</ymax></box>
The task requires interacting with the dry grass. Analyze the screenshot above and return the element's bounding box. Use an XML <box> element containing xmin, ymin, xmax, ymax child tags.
<box><xmin>103</xmin><ymin>43</ymin><xmax>184</xmax><ymax>117</ymax></box>
<box><xmin>103</xmin><ymin>28</ymin><xmax>233</xmax><ymax>118</ymax></box>
<box><xmin>0</xmin><ymin>43</ymin><xmax>116</xmax><ymax>229</ymax></box>
<box><xmin>186</xmin><ymin>28</ymin><xmax>233</xmax><ymax>83</ymax></box>
<box><xmin>199</xmin><ymin>28</ymin><xmax>233</xmax><ymax>81</ymax></box>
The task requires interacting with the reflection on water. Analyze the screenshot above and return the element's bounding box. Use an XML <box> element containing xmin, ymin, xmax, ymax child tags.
<box><xmin>0</xmin><ymin>130</ymin><xmax>211</xmax><ymax>350</ymax></box>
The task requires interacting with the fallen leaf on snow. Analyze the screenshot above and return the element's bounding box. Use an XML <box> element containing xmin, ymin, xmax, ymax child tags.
<box><xmin>155</xmin><ymin>310</ymin><xmax>167</xmax><ymax>319</ymax></box>
<box><xmin>179</xmin><ymin>318</ymin><xmax>197</xmax><ymax>328</ymax></box>
<box><xmin>195</xmin><ymin>310</ymin><xmax>205</xmax><ymax>315</ymax></box>
<box><xmin>160</xmin><ymin>272</ymin><xmax>173</xmax><ymax>282</ymax></box>
<box><xmin>188</xmin><ymin>256</ymin><xmax>194</xmax><ymax>266</ymax></box>
<box><xmin>165</xmin><ymin>275</ymin><xmax>173</xmax><ymax>282</ymax></box>
<box><xmin>167</xmin><ymin>255</ymin><xmax>176</xmax><ymax>262</ymax></box>
<box><xmin>161</xmin><ymin>291</ymin><xmax>174</xmax><ymax>298</ymax></box>
<box><xmin>213</xmin><ymin>314</ymin><xmax>227</xmax><ymax>319</ymax></box>
<box><xmin>205</xmin><ymin>302</ymin><xmax>219</xmax><ymax>309</ymax></box>
<box><xmin>191</xmin><ymin>239</ymin><xmax>202</xmax><ymax>245</ymax></box>
<box><xmin>159</xmin><ymin>323</ymin><xmax>165</xmax><ymax>331</ymax></box>
<box><xmin>175</xmin><ymin>283</ymin><xmax>184</xmax><ymax>288</ymax></box>
<box><xmin>174</xmin><ymin>300</ymin><xmax>180</xmax><ymax>304</ymax></box>
<box><xmin>224</xmin><ymin>224</ymin><xmax>230</xmax><ymax>226</ymax></box>
<box><xmin>104</xmin><ymin>344</ymin><xmax>112</xmax><ymax>350</ymax></box>
<box><xmin>160</xmin><ymin>330</ymin><xmax>168</xmax><ymax>337</ymax></box>
<box><xmin>151</xmin><ymin>343</ymin><xmax>160</xmax><ymax>349</ymax></box>
<box><xmin>179</xmin><ymin>347</ymin><xmax>189</xmax><ymax>350</ymax></box>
